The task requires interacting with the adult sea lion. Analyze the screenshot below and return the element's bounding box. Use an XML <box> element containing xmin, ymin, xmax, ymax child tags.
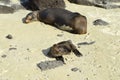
<box><xmin>23</xmin><ymin>8</ymin><xmax>87</xmax><ymax>34</ymax></box>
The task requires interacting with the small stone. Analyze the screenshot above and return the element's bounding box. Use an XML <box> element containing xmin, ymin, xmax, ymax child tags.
<box><xmin>67</xmin><ymin>74</ymin><xmax>70</xmax><ymax>76</ymax></box>
<box><xmin>6</xmin><ymin>34</ymin><xmax>13</xmax><ymax>39</ymax></box>
<box><xmin>77</xmin><ymin>41</ymin><xmax>95</xmax><ymax>46</ymax></box>
<box><xmin>1</xmin><ymin>54</ymin><xmax>7</xmax><ymax>58</ymax></box>
<box><xmin>27</xmin><ymin>48</ymin><xmax>31</xmax><ymax>52</ymax></box>
<box><xmin>71</xmin><ymin>67</ymin><xmax>79</xmax><ymax>72</ymax></box>
<box><xmin>93</xmin><ymin>19</ymin><xmax>109</xmax><ymax>26</ymax></box>
<box><xmin>65</xmin><ymin>58</ymin><xmax>67</xmax><ymax>61</ymax></box>
<box><xmin>57</xmin><ymin>34</ymin><xmax>63</xmax><ymax>37</ymax></box>
<box><xmin>79</xmin><ymin>70</ymin><xmax>82</xmax><ymax>72</ymax></box>
<box><xmin>0</xmin><ymin>0</ymin><xmax>10</xmax><ymax>4</ymax></box>
<box><xmin>9</xmin><ymin>47</ymin><xmax>17</xmax><ymax>51</ymax></box>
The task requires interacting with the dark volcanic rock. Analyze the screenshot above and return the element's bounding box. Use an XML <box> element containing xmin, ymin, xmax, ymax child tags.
<box><xmin>93</xmin><ymin>19</ymin><xmax>109</xmax><ymax>26</ymax></box>
<box><xmin>0</xmin><ymin>5</ymin><xmax>14</xmax><ymax>13</ymax></box>
<box><xmin>37</xmin><ymin>60</ymin><xmax>64</xmax><ymax>71</ymax></box>
<box><xmin>6</xmin><ymin>34</ymin><xmax>13</xmax><ymax>39</ymax></box>
<box><xmin>20</xmin><ymin>0</ymin><xmax>65</xmax><ymax>11</ymax></box>
<box><xmin>57</xmin><ymin>34</ymin><xmax>63</xmax><ymax>37</ymax></box>
<box><xmin>0</xmin><ymin>0</ymin><xmax>10</xmax><ymax>4</ymax></box>
<box><xmin>9</xmin><ymin>47</ymin><xmax>17</xmax><ymax>51</ymax></box>
<box><xmin>71</xmin><ymin>67</ymin><xmax>79</xmax><ymax>72</ymax></box>
<box><xmin>11</xmin><ymin>4</ymin><xmax>25</xmax><ymax>10</ymax></box>
<box><xmin>68</xmin><ymin>0</ymin><xmax>120</xmax><ymax>9</ymax></box>
<box><xmin>1</xmin><ymin>54</ymin><xmax>7</xmax><ymax>58</ymax></box>
<box><xmin>77</xmin><ymin>41</ymin><xmax>95</xmax><ymax>45</ymax></box>
<box><xmin>0</xmin><ymin>0</ymin><xmax>25</xmax><ymax>14</ymax></box>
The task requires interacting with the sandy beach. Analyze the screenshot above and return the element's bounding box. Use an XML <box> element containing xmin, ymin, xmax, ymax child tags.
<box><xmin>0</xmin><ymin>1</ymin><xmax>120</xmax><ymax>80</ymax></box>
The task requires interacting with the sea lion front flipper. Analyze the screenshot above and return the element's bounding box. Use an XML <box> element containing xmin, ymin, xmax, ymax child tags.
<box><xmin>55</xmin><ymin>56</ymin><xmax>65</xmax><ymax>64</ymax></box>
<box><xmin>73</xmin><ymin>49</ymin><xmax>83</xmax><ymax>57</ymax></box>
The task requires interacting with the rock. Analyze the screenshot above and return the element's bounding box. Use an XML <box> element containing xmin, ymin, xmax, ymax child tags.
<box><xmin>0</xmin><ymin>0</ymin><xmax>25</xmax><ymax>14</ymax></box>
<box><xmin>6</xmin><ymin>34</ymin><xmax>13</xmax><ymax>39</ymax></box>
<box><xmin>77</xmin><ymin>41</ymin><xmax>95</xmax><ymax>46</ymax></box>
<box><xmin>93</xmin><ymin>19</ymin><xmax>109</xmax><ymax>26</ymax></box>
<box><xmin>27</xmin><ymin>48</ymin><xmax>31</xmax><ymax>52</ymax></box>
<box><xmin>11</xmin><ymin>4</ymin><xmax>25</xmax><ymax>10</ymax></box>
<box><xmin>9</xmin><ymin>47</ymin><xmax>17</xmax><ymax>51</ymax></box>
<box><xmin>0</xmin><ymin>5</ymin><xmax>14</xmax><ymax>13</ymax></box>
<box><xmin>1</xmin><ymin>54</ymin><xmax>7</xmax><ymax>58</ymax></box>
<box><xmin>57</xmin><ymin>34</ymin><xmax>63</xmax><ymax>37</ymax></box>
<box><xmin>68</xmin><ymin>0</ymin><xmax>120</xmax><ymax>9</ymax></box>
<box><xmin>71</xmin><ymin>67</ymin><xmax>79</xmax><ymax>72</ymax></box>
<box><xmin>20</xmin><ymin>0</ymin><xmax>65</xmax><ymax>11</ymax></box>
<box><xmin>37</xmin><ymin>60</ymin><xmax>64</xmax><ymax>71</ymax></box>
<box><xmin>0</xmin><ymin>0</ymin><xmax>10</xmax><ymax>4</ymax></box>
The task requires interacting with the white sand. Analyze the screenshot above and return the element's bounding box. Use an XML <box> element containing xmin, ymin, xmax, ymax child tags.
<box><xmin>0</xmin><ymin>1</ymin><xmax>120</xmax><ymax>80</ymax></box>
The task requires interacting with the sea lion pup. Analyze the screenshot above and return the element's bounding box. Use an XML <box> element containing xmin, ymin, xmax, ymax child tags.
<box><xmin>23</xmin><ymin>8</ymin><xmax>87</xmax><ymax>34</ymax></box>
<box><xmin>47</xmin><ymin>40</ymin><xmax>83</xmax><ymax>63</ymax></box>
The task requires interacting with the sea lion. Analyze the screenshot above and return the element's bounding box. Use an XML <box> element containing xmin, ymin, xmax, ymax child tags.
<box><xmin>23</xmin><ymin>8</ymin><xmax>87</xmax><ymax>34</ymax></box>
<box><xmin>20</xmin><ymin>0</ymin><xmax>65</xmax><ymax>11</ymax></box>
<box><xmin>47</xmin><ymin>40</ymin><xmax>83</xmax><ymax>63</ymax></box>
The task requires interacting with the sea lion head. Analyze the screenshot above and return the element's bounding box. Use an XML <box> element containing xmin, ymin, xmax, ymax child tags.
<box><xmin>23</xmin><ymin>11</ymin><xmax>39</xmax><ymax>23</ymax></box>
<box><xmin>48</xmin><ymin>43</ymin><xmax>71</xmax><ymax>57</ymax></box>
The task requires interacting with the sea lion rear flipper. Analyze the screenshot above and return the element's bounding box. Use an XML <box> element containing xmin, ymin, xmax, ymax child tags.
<box><xmin>69</xmin><ymin>41</ymin><xmax>83</xmax><ymax>57</ymax></box>
<box><xmin>73</xmin><ymin>49</ymin><xmax>83</xmax><ymax>57</ymax></box>
<box><xmin>55</xmin><ymin>56</ymin><xmax>65</xmax><ymax>64</ymax></box>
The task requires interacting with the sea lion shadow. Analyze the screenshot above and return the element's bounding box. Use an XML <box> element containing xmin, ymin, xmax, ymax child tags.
<box><xmin>77</xmin><ymin>41</ymin><xmax>96</xmax><ymax>46</ymax></box>
<box><xmin>22</xmin><ymin>17</ymin><xmax>26</xmax><ymax>23</ymax></box>
<box><xmin>42</xmin><ymin>48</ymin><xmax>52</xmax><ymax>58</ymax></box>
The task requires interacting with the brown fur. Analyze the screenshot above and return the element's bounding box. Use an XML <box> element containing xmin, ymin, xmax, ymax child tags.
<box><xmin>23</xmin><ymin>8</ymin><xmax>87</xmax><ymax>34</ymax></box>
<box><xmin>47</xmin><ymin>40</ymin><xmax>82</xmax><ymax>63</ymax></box>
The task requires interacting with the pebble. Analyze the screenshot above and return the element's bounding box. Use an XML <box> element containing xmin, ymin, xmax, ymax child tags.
<box><xmin>57</xmin><ymin>34</ymin><xmax>63</xmax><ymax>37</ymax></box>
<box><xmin>93</xmin><ymin>19</ymin><xmax>109</xmax><ymax>26</ymax></box>
<box><xmin>1</xmin><ymin>54</ymin><xmax>7</xmax><ymax>58</ymax></box>
<box><xmin>9</xmin><ymin>47</ymin><xmax>17</xmax><ymax>51</ymax></box>
<box><xmin>6</xmin><ymin>34</ymin><xmax>13</xmax><ymax>39</ymax></box>
<box><xmin>71</xmin><ymin>67</ymin><xmax>79</xmax><ymax>72</ymax></box>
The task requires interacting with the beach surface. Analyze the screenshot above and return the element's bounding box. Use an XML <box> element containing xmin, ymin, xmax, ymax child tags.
<box><xmin>0</xmin><ymin>1</ymin><xmax>120</xmax><ymax>80</ymax></box>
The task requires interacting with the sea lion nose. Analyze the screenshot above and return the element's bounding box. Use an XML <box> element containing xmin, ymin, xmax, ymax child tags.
<box><xmin>22</xmin><ymin>18</ymin><xmax>29</xmax><ymax>23</ymax></box>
